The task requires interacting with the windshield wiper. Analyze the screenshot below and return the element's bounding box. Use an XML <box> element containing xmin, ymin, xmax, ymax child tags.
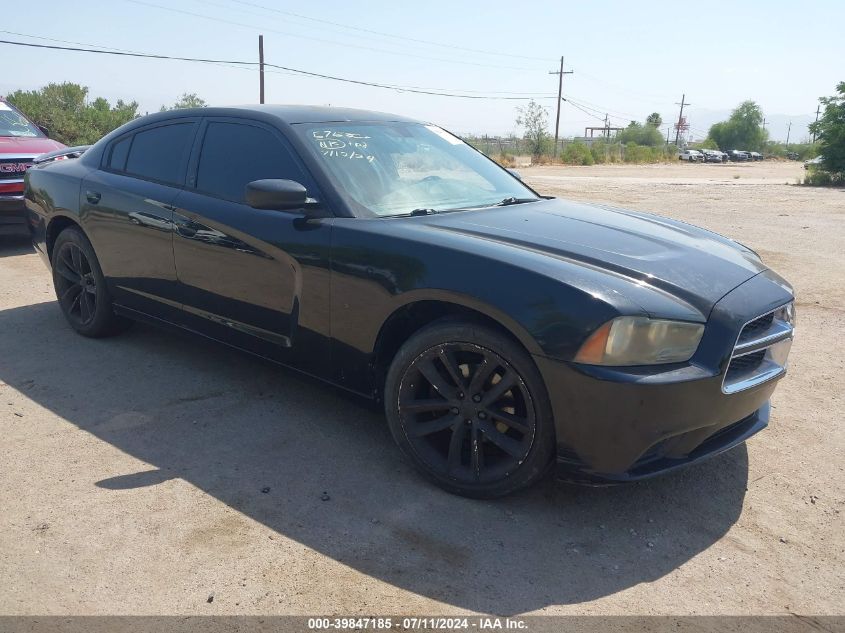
<box><xmin>496</xmin><ymin>197</ymin><xmax>539</xmax><ymax>206</ymax></box>
<box><xmin>409</xmin><ymin>208</ymin><xmax>439</xmax><ymax>216</ymax></box>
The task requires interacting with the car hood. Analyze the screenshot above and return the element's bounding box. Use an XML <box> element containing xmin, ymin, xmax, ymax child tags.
<box><xmin>421</xmin><ymin>198</ymin><xmax>767</xmax><ymax>316</ymax></box>
<box><xmin>0</xmin><ymin>136</ymin><xmax>65</xmax><ymax>155</ymax></box>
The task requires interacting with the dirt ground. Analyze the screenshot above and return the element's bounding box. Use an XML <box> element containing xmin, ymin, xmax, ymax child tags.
<box><xmin>0</xmin><ymin>161</ymin><xmax>842</xmax><ymax>617</ymax></box>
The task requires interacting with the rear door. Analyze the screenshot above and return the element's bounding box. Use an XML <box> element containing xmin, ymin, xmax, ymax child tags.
<box><xmin>171</xmin><ymin>117</ymin><xmax>332</xmax><ymax>373</ymax></box>
<box><xmin>81</xmin><ymin>119</ymin><xmax>199</xmax><ymax>319</ymax></box>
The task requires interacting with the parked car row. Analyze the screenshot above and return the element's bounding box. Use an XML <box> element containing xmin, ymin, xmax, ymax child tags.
<box><xmin>677</xmin><ymin>148</ymin><xmax>763</xmax><ymax>163</ymax></box>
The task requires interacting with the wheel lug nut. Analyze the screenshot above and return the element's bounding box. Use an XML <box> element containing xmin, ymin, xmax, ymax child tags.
<box><xmin>450</xmin><ymin>407</ymin><xmax>459</xmax><ymax>414</ymax></box>
<box><xmin>472</xmin><ymin>394</ymin><xmax>482</xmax><ymax>403</ymax></box>
<box><xmin>478</xmin><ymin>411</ymin><xmax>487</xmax><ymax>419</ymax></box>
<box><xmin>457</xmin><ymin>392</ymin><xmax>464</xmax><ymax>400</ymax></box>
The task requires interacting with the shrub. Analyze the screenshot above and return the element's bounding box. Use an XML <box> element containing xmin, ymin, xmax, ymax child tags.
<box><xmin>494</xmin><ymin>153</ymin><xmax>516</xmax><ymax>168</ymax></box>
<box><xmin>560</xmin><ymin>141</ymin><xmax>594</xmax><ymax>165</ymax></box>
<box><xmin>623</xmin><ymin>143</ymin><xmax>661</xmax><ymax>163</ymax></box>
<box><xmin>803</xmin><ymin>166</ymin><xmax>844</xmax><ymax>186</ymax></box>
<box><xmin>617</xmin><ymin>123</ymin><xmax>664</xmax><ymax>147</ymax></box>
<box><xmin>590</xmin><ymin>140</ymin><xmax>622</xmax><ymax>164</ymax></box>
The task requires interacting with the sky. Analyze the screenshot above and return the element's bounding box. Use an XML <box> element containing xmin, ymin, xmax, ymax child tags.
<box><xmin>2</xmin><ymin>0</ymin><xmax>842</xmax><ymax>142</ymax></box>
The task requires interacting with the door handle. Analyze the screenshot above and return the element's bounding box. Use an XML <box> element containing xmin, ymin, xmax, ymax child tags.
<box><xmin>85</xmin><ymin>190</ymin><xmax>101</xmax><ymax>204</ymax></box>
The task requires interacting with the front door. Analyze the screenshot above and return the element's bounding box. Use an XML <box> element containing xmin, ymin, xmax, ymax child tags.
<box><xmin>171</xmin><ymin>117</ymin><xmax>332</xmax><ymax>375</ymax></box>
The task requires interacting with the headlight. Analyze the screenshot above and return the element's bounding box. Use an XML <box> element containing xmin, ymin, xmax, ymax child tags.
<box><xmin>574</xmin><ymin>316</ymin><xmax>705</xmax><ymax>366</ymax></box>
<box><xmin>777</xmin><ymin>302</ymin><xmax>795</xmax><ymax>327</ymax></box>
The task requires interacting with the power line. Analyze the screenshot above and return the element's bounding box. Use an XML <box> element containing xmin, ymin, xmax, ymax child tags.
<box><xmin>220</xmin><ymin>0</ymin><xmax>557</xmax><ymax>63</ymax></box>
<box><xmin>0</xmin><ymin>29</ymin><xmax>299</xmax><ymax>80</ymax></box>
<box><xmin>0</xmin><ymin>39</ymin><xmax>554</xmax><ymax>101</ymax></box>
<box><xmin>1</xmin><ymin>28</ymin><xmax>557</xmax><ymax>97</ymax></box>
<box><xmin>559</xmin><ymin>95</ymin><xmax>643</xmax><ymax>122</ymax></box>
<box><xmin>562</xmin><ymin>97</ymin><xmax>607</xmax><ymax>123</ymax></box>
<box><xmin>123</xmin><ymin>0</ymin><xmax>543</xmax><ymax>72</ymax></box>
<box><xmin>562</xmin><ymin>96</ymin><xmax>635</xmax><ymax>126</ymax></box>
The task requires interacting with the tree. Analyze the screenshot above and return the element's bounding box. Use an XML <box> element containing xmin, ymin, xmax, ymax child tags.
<box><xmin>696</xmin><ymin>138</ymin><xmax>719</xmax><ymax>150</ymax></box>
<box><xmin>6</xmin><ymin>83</ymin><xmax>139</xmax><ymax>146</ymax></box>
<box><xmin>708</xmin><ymin>101</ymin><xmax>768</xmax><ymax>151</ymax></box>
<box><xmin>617</xmin><ymin>120</ymin><xmax>663</xmax><ymax>147</ymax></box>
<box><xmin>808</xmin><ymin>81</ymin><xmax>845</xmax><ymax>176</ymax></box>
<box><xmin>515</xmin><ymin>100</ymin><xmax>550</xmax><ymax>156</ymax></box>
<box><xmin>161</xmin><ymin>93</ymin><xmax>208</xmax><ymax>111</ymax></box>
<box><xmin>646</xmin><ymin>112</ymin><xmax>662</xmax><ymax>128</ymax></box>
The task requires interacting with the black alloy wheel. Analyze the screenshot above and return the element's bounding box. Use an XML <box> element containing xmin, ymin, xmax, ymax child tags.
<box><xmin>51</xmin><ymin>227</ymin><xmax>130</xmax><ymax>338</ymax></box>
<box><xmin>385</xmin><ymin>321</ymin><xmax>554</xmax><ymax>498</ymax></box>
<box><xmin>54</xmin><ymin>240</ymin><xmax>98</xmax><ymax>328</ymax></box>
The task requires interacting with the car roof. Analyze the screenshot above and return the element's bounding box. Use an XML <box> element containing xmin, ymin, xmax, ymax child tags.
<box><xmin>157</xmin><ymin>104</ymin><xmax>423</xmax><ymax>125</ymax></box>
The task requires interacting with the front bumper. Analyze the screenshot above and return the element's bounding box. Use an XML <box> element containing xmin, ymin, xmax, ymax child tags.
<box><xmin>0</xmin><ymin>181</ymin><xmax>26</xmax><ymax>224</ymax></box>
<box><xmin>555</xmin><ymin>404</ymin><xmax>769</xmax><ymax>484</ymax></box>
<box><xmin>535</xmin><ymin>269</ymin><xmax>793</xmax><ymax>483</ymax></box>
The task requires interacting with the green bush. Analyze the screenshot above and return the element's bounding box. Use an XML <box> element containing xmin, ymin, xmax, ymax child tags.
<box><xmin>803</xmin><ymin>165</ymin><xmax>844</xmax><ymax>186</ymax></box>
<box><xmin>617</xmin><ymin>123</ymin><xmax>664</xmax><ymax>147</ymax></box>
<box><xmin>589</xmin><ymin>140</ymin><xmax>622</xmax><ymax>164</ymax></box>
<box><xmin>560</xmin><ymin>141</ymin><xmax>594</xmax><ymax>165</ymax></box>
<box><xmin>623</xmin><ymin>143</ymin><xmax>660</xmax><ymax>163</ymax></box>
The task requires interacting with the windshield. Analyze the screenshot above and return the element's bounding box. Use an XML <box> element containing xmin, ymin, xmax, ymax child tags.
<box><xmin>0</xmin><ymin>102</ymin><xmax>42</xmax><ymax>138</ymax></box>
<box><xmin>294</xmin><ymin>121</ymin><xmax>539</xmax><ymax>217</ymax></box>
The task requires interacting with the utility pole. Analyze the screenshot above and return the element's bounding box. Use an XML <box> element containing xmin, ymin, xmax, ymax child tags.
<box><xmin>666</xmin><ymin>126</ymin><xmax>670</xmax><ymax>145</ymax></box>
<box><xmin>604</xmin><ymin>113</ymin><xmax>610</xmax><ymax>139</ymax></box>
<box><xmin>674</xmin><ymin>93</ymin><xmax>689</xmax><ymax>146</ymax></box>
<box><xmin>762</xmin><ymin>118</ymin><xmax>767</xmax><ymax>151</ymax></box>
<box><xmin>812</xmin><ymin>104</ymin><xmax>821</xmax><ymax>143</ymax></box>
<box><xmin>258</xmin><ymin>34</ymin><xmax>265</xmax><ymax>104</ymax></box>
<box><xmin>548</xmin><ymin>56</ymin><xmax>573</xmax><ymax>155</ymax></box>
<box><xmin>785</xmin><ymin>121</ymin><xmax>792</xmax><ymax>149</ymax></box>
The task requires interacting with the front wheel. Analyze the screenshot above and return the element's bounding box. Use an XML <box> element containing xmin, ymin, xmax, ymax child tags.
<box><xmin>384</xmin><ymin>321</ymin><xmax>555</xmax><ymax>498</ymax></box>
<box><xmin>51</xmin><ymin>226</ymin><xmax>130</xmax><ymax>337</ymax></box>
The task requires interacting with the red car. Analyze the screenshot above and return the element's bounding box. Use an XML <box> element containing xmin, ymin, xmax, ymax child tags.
<box><xmin>1</xmin><ymin>97</ymin><xmax>65</xmax><ymax>230</ymax></box>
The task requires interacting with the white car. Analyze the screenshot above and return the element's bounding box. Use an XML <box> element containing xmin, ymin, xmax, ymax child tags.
<box><xmin>804</xmin><ymin>156</ymin><xmax>824</xmax><ymax>169</ymax></box>
<box><xmin>678</xmin><ymin>149</ymin><xmax>703</xmax><ymax>162</ymax></box>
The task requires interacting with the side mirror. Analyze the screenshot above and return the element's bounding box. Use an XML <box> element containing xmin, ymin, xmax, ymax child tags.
<box><xmin>245</xmin><ymin>179</ymin><xmax>311</xmax><ymax>211</ymax></box>
<box><xmin>507</xmin><ymin>168</ymin><xmax>522</xmax><ymax>181</ymax></box>
<box><xmin>37</xmin><ymin>124</ymin><xmax>51</xmax><ymax>138</ymax></box>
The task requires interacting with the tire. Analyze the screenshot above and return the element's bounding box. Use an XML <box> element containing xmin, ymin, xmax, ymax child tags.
<box><xmin>51</xmin><ymin>226</ymin><xmax>131</xmax><ymax>337</ymax></box>
<box><xmin>384</xmin><ymin>320</ymin><xmax>555</xmax><ymax>498</ymax></box>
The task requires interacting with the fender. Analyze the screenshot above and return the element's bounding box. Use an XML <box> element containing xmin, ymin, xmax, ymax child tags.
<box><xmin>377</xmin><ymin>288</ymin><xmax>544</xmax><ymax>357</ymax></box>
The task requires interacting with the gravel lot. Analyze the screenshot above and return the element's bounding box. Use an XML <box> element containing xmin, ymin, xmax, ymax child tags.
<box><xmin>0</xmin><ymin>161</ymin><xmax>842</xmax><ymax>616</ymax></box>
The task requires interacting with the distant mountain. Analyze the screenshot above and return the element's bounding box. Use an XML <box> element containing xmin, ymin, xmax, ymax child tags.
<box><xmin>684</xmin><ymin>108</ymin><xmax>815</xmax><ymax>143</ymax></box>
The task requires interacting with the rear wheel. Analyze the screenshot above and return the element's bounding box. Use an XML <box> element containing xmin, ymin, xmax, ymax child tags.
<box><xmin>51</xmin><ymin>227</ymin><xmax>130</xmax><ymax>337</ymax></box>
<box><xmin>385</xmin><ymin>321</ymin><xmax>555</xmax><ymax>498</ymax></box>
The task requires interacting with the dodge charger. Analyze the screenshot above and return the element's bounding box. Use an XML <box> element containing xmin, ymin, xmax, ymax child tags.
<box><xmin>24</xmin><ymin>106</ymin><xmax>795</xmax><ymax>498</ymax></box>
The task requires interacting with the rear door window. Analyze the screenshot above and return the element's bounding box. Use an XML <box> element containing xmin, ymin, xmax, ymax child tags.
<box><xmin>195</xmin><ymin>121</ymin><xmax>313</xmax><ymax>203</ymax></box>
<box><xmin>108</xmin><ymin>135</ymin><xmax>131</xmax><ymax>171</ymax></box>
<box><xmin>123</xmin><ymin>122</ymin><xmax>196</xmax><ymax>186</ymax></box>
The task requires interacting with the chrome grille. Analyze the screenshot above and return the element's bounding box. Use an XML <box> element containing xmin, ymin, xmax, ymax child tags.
<box><xmin>0</xmin><ymin>155</ymin><xmax>36</xmax><ymax>181</ymax></box>
<box><xmin>722</xmin><ymin>303</ymin><xmax>794</xmax><ymax>394</ymax></box>
<box><xmin>725</xmin><ymin>350</ymin><xmax>765</xmax><ymax>381</ymax></box>
<box><xmin>737</xmin><ymin>313</ymin><xmax>774</xmax><ymax>344</ymax></box>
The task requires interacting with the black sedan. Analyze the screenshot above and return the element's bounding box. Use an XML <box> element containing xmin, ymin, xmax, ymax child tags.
<box><xmin>24</xmin><ymin>106</ymin><xmax>795</xmax><ymax>498</ymax></box>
